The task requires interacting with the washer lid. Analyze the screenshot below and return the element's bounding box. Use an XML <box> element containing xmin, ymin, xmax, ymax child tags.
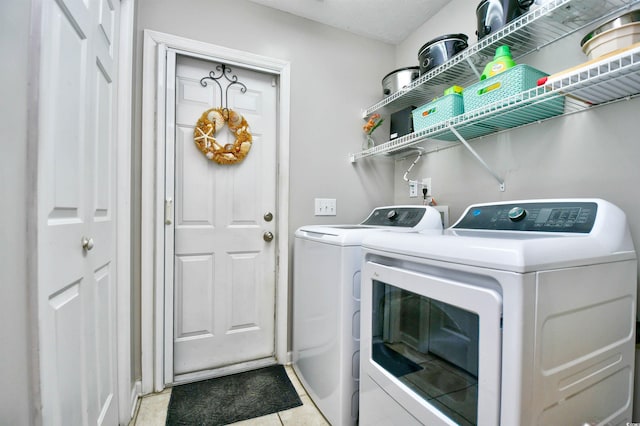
<box><xmin>295</xmin><ymin>205</ymin><xmax>443</xmax><ymax>246</ymax></box>
<box><xmin>295</xmin><ymin>225</ymin><xmax>387</xmax><ymax>246</ymax></box>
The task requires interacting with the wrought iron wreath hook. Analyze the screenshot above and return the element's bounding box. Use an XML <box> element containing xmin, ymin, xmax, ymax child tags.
<box><xmin>199</xmin><ymin>64</ymin><xmax>248</xmax><ymax>112</ymax></box>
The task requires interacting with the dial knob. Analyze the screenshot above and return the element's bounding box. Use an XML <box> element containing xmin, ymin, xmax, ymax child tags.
<box><xmin>386</xmin><ymin>210</ymin><xmax>398</xmax><ymax>220</ymax></box>
<box><xmin>508</xmin><ymin>206</ymin><xmax>526</xmax><ymax>222</ymax></box>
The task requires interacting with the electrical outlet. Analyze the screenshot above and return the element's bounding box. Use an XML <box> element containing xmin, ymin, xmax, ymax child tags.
<box><xmin>422</xmin><ymin>177</ymin><xmax>432</xmax><ymax>197</ymax></box>
<box><xmin>409</xmin><ymin>181</ymin><xmax>418</xmax><ymax>198</ymax></box>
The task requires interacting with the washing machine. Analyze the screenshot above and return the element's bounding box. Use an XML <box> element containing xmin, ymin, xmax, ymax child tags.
<box><xmin>292</xmin><ymin>205</ymin><xmax>445</xmax><ymax>426</ymax></box>
<box><xmin>359</xmin><ymin>199</ymin><xmax>637</xmax><ymax>426</ymax></box>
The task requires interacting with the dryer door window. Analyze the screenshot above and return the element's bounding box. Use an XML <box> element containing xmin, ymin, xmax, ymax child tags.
<box><xmin>361</xmin><ymin>261</ymin><xmax>502</xmax><ymax>426</ymax></box>
<box><xmin>372</xmin><ymin>281</ymin><xmax>480</xmax><ymax>424</ymax></box>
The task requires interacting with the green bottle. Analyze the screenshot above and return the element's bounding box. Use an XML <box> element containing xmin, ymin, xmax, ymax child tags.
<box><xmin>480</xmin><ymin>45</ymin><xmax>516</xmax><ymax>80</ymax></box>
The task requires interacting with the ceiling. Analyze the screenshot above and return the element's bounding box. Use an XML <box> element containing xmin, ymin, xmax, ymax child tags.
<box><xmin>245</xmin><ymin>0</ymin><xmax>451</xmax><ymax>44</ymax></box>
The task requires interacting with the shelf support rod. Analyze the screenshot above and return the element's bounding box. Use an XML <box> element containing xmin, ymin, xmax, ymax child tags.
<box><xmin>448</xmin><ymin>125</ymin><xmax>505</xmax><ymax>191</ymax></box>
<box><xmin>465</xmin><ymin>57</ymin><xmax>482</xmax><ymax>80</ymax></box>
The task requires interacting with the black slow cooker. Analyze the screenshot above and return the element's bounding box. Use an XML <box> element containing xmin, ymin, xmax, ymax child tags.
<box><xmin>418</xmin><ymin>34</ymin><xmax>468</xmax><ymax>76</ymax></box>
<box><xmin>476</xmin><ymin>0</ymin><xmax>534</xmax><ymax>40</ymax></box>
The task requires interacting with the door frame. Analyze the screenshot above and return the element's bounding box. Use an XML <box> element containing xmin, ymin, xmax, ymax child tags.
<box><xmin>115</xmin><ymin>0</ymin><xmax>136</xmax><ymax>421</ymax></box>
<box><xmin>141</xmin><ymin>29</ymin><xmax>291</xmax><ymax>394</ymax></box>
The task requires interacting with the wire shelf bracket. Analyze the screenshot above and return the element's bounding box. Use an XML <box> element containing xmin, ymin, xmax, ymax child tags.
<box><xmin>448</xmin><ymin>125</ymin><xmax>505</xmax><ymax>192</ymax></box>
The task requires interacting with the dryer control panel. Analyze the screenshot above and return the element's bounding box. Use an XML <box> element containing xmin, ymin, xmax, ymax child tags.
<box><xmin>453</xmin><ymin>202</ymin><xmax>598</xmax><ymax>233</ymax></box>
<box><xmin>362</xmin><ymin>207</ymin><xmax>426</xmax><ymax>227</ymax></box>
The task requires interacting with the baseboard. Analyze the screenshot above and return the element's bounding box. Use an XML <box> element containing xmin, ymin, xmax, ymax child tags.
<box><xmin>129</xmin><ymin>381</ymin><xmax>142</xmax><ymax>421</ymax></box>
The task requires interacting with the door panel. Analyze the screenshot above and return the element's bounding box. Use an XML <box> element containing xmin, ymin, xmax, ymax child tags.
<box><xmin>43</xmin><ymin>1</ymin><xmax>87</xmax><ymax>222</ymax></box>
<box><xmin>93</xmin><ymin>62</ymin><xmax>113</xmax><ymax>216</ymax></box>
<box><xmin>228</xmin><ymin>251</ymin><xmax>261</xmax><ymax>328</ymax></box>
<box><xmin>171</xmin><ymin>55</ymin><xmax>277</xmax><ymax>376</ymax></box>
<box><xmin>94</xmin><ymin>264</ymin><xmax>115</xmax><ymax>419</ymax></box>
<box><xmin>38</xmin><ymin>0</ymin><xmax>120</xmax><ymax>424</ymax></box>
<box><xmin>175</xmin><ymin>254</ymin><xmax>214</xmax><ymax>338</ymax></box>
<box><xmin>175</xmin><ymin>126</ymin><xmax>215</xmax><ymax>226</ymax></box>
<box><xmin>47</xmin><ymin>282</ymin><xmax>83</xmax><ymax>425</ymax></box>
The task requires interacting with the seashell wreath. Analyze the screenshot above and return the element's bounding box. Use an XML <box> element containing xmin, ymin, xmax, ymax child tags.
<box><xmin>193</xmin><ymin>107</ymin><xmax>253</xmax><ymax>165</ymax></box>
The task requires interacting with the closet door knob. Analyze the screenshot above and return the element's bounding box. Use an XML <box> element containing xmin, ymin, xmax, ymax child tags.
<box><xmin>81</xmin><ymin>236</ymin><xmax>94</xmax><ymax>251</ymax></box>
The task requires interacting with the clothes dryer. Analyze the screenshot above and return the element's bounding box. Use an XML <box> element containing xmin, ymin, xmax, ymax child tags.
<box><xmin>359</xmin><ymin>199</ymin><xmax>637</xmax><ymax>426</ymax></box>
<box><xmin>292</xmin><ymin>206</ymin><xmax>444</xmax><ymax>426</ymax></box>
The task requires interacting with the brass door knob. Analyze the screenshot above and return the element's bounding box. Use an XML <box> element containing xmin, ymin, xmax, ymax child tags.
<box><xmin>263</xmin><ymin>231</ymin><xmax>274</xmax><ymax>242</ymax></box>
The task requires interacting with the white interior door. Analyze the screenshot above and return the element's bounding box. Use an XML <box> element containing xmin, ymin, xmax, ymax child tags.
<box><xmin>37</xmin><ymin>0</ymin><xmax>120</xmax><ymax>424</ymax></box>
<box><xmin>168</xmin><ymin>55</ymin><xmax>278</xmax><ymax>378</ymax></box>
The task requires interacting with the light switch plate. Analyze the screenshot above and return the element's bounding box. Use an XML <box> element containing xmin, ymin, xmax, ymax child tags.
<box><xmin>315</xmin><ymin>198</ymin><xmax>337</xmax><ymax>216</ymax></box>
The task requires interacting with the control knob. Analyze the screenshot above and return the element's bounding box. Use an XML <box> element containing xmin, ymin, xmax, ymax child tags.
<box><xmin>508</xmin><ymin>206</ymin><xmax>527</xmax><ymax>222</ymax></box>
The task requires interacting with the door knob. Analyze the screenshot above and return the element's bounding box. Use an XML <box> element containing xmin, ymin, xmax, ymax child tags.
<box><xmin>81</xmin><ymin>236</ymin><xmax>94</xmax><ymax>251</ymax></box>
<box><xmin>263</xmin><ymin>231</ymin><xmax>274</xmax><ymax>242</ymax></box>
<box><xmin>264</xmin><ymin>212</ymin><xmax>273</xmax><ymax>222</ymax></box>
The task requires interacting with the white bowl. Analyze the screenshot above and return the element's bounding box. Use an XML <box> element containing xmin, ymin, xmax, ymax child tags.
<box><xmin>582</xmin><ymin>22</ymin><xmax>640</xmax><ymax>59</ymax></box>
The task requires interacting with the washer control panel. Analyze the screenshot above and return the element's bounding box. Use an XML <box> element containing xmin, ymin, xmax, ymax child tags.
<box><xmin>362</xmin><ymin>207</ymin><xmax>426</xmax><ymax>227</ymax></box>
<box><xmin>453</xmin><ymin>202</ymin><xmax>598</xmax><ymax>233</ymax></box>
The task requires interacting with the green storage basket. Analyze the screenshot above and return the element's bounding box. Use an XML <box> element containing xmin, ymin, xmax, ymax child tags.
<box><xmin>412</xmin><ymin>93</ymin><xmax>464</xmax><ymax>132</ymax></box>
<box><xmin>463</xmin><ymin>64</ymin><xmax>548</xmax><ymax>111</ymax></box>
<box><xmin>463</xmin><ymin>64</ymin><xmax>564</xmax><ymax>129</ymax></box>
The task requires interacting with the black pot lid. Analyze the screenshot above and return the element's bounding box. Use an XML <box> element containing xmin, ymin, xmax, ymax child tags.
<box><xmin>418</xmin><ymin>34</ymin><xmax>469</xmax><ymax>55</ymax></box>
<box><xmin>382</xmin><ymin>66</ymin><xmax>420</xmax><ymax>81</ymax></box>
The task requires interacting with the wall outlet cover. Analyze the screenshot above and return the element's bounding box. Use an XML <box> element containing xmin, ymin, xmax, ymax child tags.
<box><xmin>409</xmin><ymin>181</ymin><xmax>418</xmax><ymax>198</ymax></box>
<box><xmin>422</xmin><ymin>178</ymin><xmax>432</xmax><ymax>196</ymax></box>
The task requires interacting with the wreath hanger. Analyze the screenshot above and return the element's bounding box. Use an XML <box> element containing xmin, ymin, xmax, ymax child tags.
<box><xmin>194</xmin><ymin>64</ymin><xmax>253</xmax><ymax>165</ymax></box>
<box><xmin>199</xmin><ymin>64</ymin><xmax>248</xmax><ymax>112</ymax></box>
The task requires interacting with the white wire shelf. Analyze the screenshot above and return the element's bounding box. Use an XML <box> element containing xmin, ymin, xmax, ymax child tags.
<box><xmin>362</xmin><ymin>0</ymin><xmax>640</xmax><ymax>119</ymax></box>
<box><xmin>350</xmin><ymin>45</ymin><xmax>640</xmax><ymax>163</ymax></box>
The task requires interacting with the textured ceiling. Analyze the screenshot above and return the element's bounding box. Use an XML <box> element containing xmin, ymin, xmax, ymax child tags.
<box><xmin>245</xmin><ymin>0</ymin><xmax>452</xmax><ymax>44</ymax></box>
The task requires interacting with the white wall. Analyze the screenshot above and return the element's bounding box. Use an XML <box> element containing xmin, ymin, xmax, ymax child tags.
<box><xmin>133</xmin><ymin>0</ymin><xmax>396</xmax><ymax>377</ymax></box>
<box><xmin>0</xmin><ymin>0</ymin><xmax>35</xmax><ymax>424</ymax></box>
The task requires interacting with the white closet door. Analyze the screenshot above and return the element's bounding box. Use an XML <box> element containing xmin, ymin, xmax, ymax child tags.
<box><xmin>37</xmin><ymin>0</ymin><xmax>120</xmax><ymax>424</ymax></box>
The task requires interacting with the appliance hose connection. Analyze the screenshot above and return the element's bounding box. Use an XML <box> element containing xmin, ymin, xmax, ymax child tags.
<box><xmin>403</xmin><ymin>149</ymin><xmax>423</xmax><ymax>182</ymax></box>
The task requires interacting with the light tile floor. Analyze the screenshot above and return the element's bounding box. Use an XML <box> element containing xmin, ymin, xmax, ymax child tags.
<box><xmin>130</xmin><ymin>365</ymin><xmax>329</xmax><ymax>426</ymax></box>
